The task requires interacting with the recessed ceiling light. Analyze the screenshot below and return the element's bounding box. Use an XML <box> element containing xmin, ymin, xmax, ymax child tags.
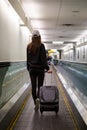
<box><xmin>62</xmin><ymin>24</ymin><xmax>74</xmax><ymax>27</ymax></box>
<box><xmin>52</xmin><ymin>41</ymin><xmax>64</xmax><ymax>44</ymax></box>
<box><xmin>72</xmin><ymin>11</ymin><xmax>80</xmax><ymax>13</ymax></box>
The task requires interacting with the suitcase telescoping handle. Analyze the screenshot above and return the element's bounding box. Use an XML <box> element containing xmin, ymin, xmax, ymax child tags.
<box><xmin>44</xmin><ymin>70</ymin><xmax>52</xmax><ymax>85</ymax></box>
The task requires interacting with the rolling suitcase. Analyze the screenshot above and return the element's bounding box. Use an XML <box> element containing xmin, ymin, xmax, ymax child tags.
<box><xmin>39</xmin><ymin>73</ymin><xmax>59</xmax><ymax>114</ymax></box>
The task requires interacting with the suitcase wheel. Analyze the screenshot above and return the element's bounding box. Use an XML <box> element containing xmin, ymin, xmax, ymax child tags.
<box><xmin>55</xmin><ymin>106</ymin><xmax>59</xmax><ymax>115</ymax></box>
<box><xmin>40</xmin><ymin>108</ymin><xmax>43</xmax><ymax>114</ymax></box>
<box><xmin>55</xmin><ymin>110</ymin><xmax>58</xmax><ymax>115</ymax></box>
<box><xmin>40</xmin><ymin>110</ymin><xmax>43</xmax><ymax>114</ymax></box>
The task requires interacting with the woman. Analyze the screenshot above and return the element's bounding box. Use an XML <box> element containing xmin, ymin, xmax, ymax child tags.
<box><xmin>27</xmin><ymin>30</ymin><xmax>51</xmax><ymax>110</ymax></box>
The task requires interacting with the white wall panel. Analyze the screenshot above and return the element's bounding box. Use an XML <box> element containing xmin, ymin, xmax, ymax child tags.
<box><xmin>0</xmin><ymin>0</ymin><xmax>30</xmax><ymax>62</ymax></box>
<box><xmin>85</xmin><ymin>45</ymin><xmax>87</xmax><ymax>61</ymax></box>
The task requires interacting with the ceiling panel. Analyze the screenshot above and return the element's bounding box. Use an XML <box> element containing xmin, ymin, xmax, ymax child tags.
<box><xmin>21</xmin><ymin>0</ymin><xmax>87</xmax><ymax>50</ymax></box>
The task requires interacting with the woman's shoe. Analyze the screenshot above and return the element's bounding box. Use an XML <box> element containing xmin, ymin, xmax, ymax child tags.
<box><xmin>34</xmin><ymin>98</ymin><xmax>39</xmax><ymax>111</ymax></box>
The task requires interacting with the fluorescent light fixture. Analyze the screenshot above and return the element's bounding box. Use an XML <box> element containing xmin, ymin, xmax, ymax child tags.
<box><xmin>52</xmin><ymin>41</ymin><xmax>64</xmax><ymax>44</ymax></box>
<box><xmin>62</xmin><ymin>44</ymin><xmax>73</xmax><ymax>51</ymax></box>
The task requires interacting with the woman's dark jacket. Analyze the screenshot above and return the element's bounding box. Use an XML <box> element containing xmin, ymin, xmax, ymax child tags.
<box><xmin>27</xmin><ymin>43</ymin><xmax>49</xmax><ymax>71</ymax></box>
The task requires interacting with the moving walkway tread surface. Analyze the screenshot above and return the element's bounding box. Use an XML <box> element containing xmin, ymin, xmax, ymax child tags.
<box><xmin>8</xmin><ymin>68</ymin><xmax>87</xmax><ymax>130</ymax></box>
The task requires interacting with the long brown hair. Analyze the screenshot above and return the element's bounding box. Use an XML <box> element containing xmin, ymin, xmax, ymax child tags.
<box><xmin>27</xmin><ymin>36</ymin><xmax>41</xmax><ymax>54</ymax></box>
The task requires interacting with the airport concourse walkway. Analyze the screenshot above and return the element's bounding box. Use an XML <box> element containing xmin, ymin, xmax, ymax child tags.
<box><xmin>9</xmin><ymin>66</ymin><xmax>87</xmax><ymax>130</ymax></box>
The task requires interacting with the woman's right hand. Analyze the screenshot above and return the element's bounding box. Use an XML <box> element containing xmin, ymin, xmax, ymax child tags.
<box><xmin>47</xmin><ymin>70</ymin><xmax>52</xmax><ymax>73</ymax></box>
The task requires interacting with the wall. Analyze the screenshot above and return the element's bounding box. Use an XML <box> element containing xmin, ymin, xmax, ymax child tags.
<box><xmin>76</xmin><ymin>45</ymin><xmax>87</xmax><ymax>62</ymax></box>
<box><xmin>62</xmin><ymin>43</ymin><xmax>87</xmax><ymax>62</ymax></box>
<box><xmin>0</xmin><ymin>0</ymin><xmax>31</xmax><ymax>109</ymax></box>
<box><xmin>0</xmin><ymin>0</ymin><xmax>30</xmax><ymax>62</ymax></box>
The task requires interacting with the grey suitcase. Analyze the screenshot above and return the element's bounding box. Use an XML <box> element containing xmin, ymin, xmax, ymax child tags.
<box><xmin>39</xmin><ymin>83</ymin><xmax>59</xmax><ymax>114</ymax></box>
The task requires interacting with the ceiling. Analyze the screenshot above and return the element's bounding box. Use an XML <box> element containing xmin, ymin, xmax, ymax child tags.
<box><xmin>20</xmin><ymin>0</ymin><xmax>87</xmax><ymax>50</ymax></box>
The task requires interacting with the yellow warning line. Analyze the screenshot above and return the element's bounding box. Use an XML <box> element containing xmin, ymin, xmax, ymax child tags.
<box><xmin>54</xmin><ymin>71</ymin><xmax>80</xmax><ymax>130</ymax></box>
<box><xmin>6</xmin><ymin>93</ymin><xmax>30</xmax><ymax>130</ymax></box>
